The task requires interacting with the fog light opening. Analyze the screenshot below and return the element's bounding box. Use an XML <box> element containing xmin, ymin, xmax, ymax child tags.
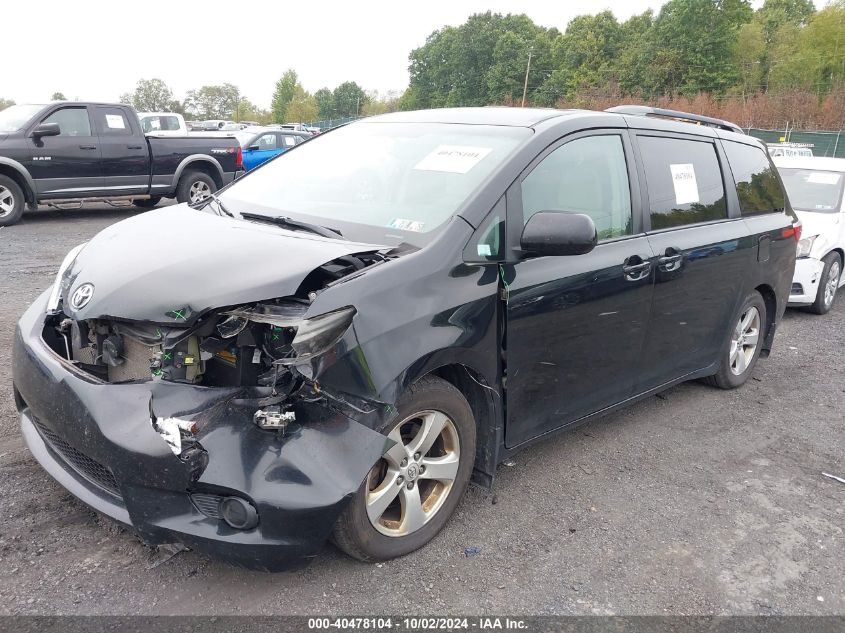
<box><xmin>219</xmin><ymin>496</ymin><xmax>259</xmax><ymax>530</ymax></box>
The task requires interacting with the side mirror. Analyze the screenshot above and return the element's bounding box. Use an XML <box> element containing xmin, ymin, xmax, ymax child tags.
<box><xmin>247</xmin><ymin>144</ymin><xmax>260</xmax><ymax>151</ymax></box>
<box><xmin>32</xmin><ymin>122</ymin><xmax>61</xmax><ymax>138</ymax></box>
<box><xmin>520</xmin><ymin>211</ymin><xmax>597</xmax><ymax>257</ymax></box>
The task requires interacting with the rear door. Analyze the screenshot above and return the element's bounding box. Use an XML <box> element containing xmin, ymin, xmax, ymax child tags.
<box><xmin>631</xmin><ymin>132</ymin><xmax>754</xmax><ymax>391</ymax></box>
<box><xmin>92</xmin><ymin>106</ymin><xmax>151</xmax><ymax>195</ymax></box>
<box><xmin>27</xmin><ymin>105</ymin><xmax>103</xmax><ymax>197</ymax></box>
<box><xmin>503</xmin><ymin>130</ymin><xmax>655</xmax><ymax>447</ymax></box>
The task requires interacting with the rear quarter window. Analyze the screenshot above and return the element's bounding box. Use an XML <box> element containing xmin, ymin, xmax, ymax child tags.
<box><xmin>638</xmin><ymin>135</ymin><xmax>727</xmax><ymax>230</ymax></box>
<box><xmin>723</xmin><ymin>141</ymin><xmax>785</xmax><ymax>216</ymax></box>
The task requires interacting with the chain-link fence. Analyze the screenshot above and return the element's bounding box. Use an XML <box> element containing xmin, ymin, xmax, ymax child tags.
<box><xmin>304</xmin><ymin>115</ymin><xmax>363</xmax><ymax>130</ymax></box>
<box><xmin>745</xmin><ymin>128</ymin><xmax>845</xmax><ymax>158</ymax></box>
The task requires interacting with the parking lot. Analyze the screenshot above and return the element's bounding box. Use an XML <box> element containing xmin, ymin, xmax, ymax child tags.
<box><xmin>0</xmin><ymin>204</ymin><xmax>842</xmax><ymax>616</ymax></box>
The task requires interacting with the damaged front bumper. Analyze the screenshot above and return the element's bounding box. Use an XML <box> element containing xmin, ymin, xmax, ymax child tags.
<box><xmin>13</xmin><ymin>291</ymin><xmax>390</xmax><ymax>571</ymax></box>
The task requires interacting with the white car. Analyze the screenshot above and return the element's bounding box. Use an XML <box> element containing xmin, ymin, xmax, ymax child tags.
<box><xmin>775</xmin><ymin>156</ymin><xmax>845</xmax><ymax>314</ymax></box>
<box><xmin>137</xmin><ymin>112</ymin><xmax>188</xmax><ymax>136</ymax></box>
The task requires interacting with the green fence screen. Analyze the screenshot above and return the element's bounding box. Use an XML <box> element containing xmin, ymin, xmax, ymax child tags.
<box><xmin>745</xmin><ymin>128</ymin><xmax>845</xmax><ymax>159</ymax></box>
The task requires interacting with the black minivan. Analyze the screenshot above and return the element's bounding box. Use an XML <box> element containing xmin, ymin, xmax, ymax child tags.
<box><xmin>13</xmin><ymin>106</ymin><xmax>797</xmax><ymax>570</ymax></box>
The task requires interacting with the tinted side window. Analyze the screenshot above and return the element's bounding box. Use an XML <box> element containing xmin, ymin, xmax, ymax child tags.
<box><xmin>162</xmin><ymin>116</ymin><xmax>181</xmax><ymax>131</ymax></box>
<box><xmin>95</xmin><ymin>107</ymin><xmax>132</xmax><ymax>136</ymax></box>
<box><xmin>723</xmin><ymin>141</ymin><xmax>785</xmax><ymax>216</ymax></box>
<box><xmin>521</xmin><ymin>135</ymin><xmax>632</xmax><ymax>241</ymax></box>
<box><xmin>43</xmin><ymin>107</ymin><xmax>91</xmax><ymax>137</ymax></box>
<box><xmin>639</xmin><ymin>136</ymin><xmax>727</xmax><ymax>230</ymax></box>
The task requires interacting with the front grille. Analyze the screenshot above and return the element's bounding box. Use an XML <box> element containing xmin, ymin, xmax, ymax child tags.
<box><xmin>191</xmin><ymin>493</ymin><xmax>223</xmax><ymax>518</ymax></box>
<box><xmin>32</xmin><ymin>417</ymin><xmax>122</xmax><ymax>498</ymax></box>
<box><xmin>791</xmin><ymin>282</ymin><xmax>804</xmax><ymax>295</ymax></box>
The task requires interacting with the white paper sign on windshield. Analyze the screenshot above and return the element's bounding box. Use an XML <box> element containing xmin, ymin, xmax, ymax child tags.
<box><xmin>414</xmin><ymin>145</ymin><xmax>493</xmax><ymax>174</ymax></box>
<box><xmin>670</xmin><ymin>163</ymin><xmax>699</xmax><ymax>205</ymax></box>
<box><xmin>807</xmin><ymin>172</ymin><xmax>841</xmax><ymax>185</ymax></box>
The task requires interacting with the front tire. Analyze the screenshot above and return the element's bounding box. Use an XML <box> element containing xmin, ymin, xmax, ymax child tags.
<box><xmin>175</xmin><ymin>170</ymin><xmax>216</xmax><ymax>205</ymax></box>
<box><xmin>0</xmin><ymin>175</ymin><xmax>25</xmax><ymax>227</ymax></box>
<box><xmin>809</xmin><ymin>252</ymin><xmax>841</xmax><ymax>315</ymax></box>
<box><xmin>705</xmin><ymin>291</ymin><xmax>766</xmax><ymax>390</ymax></box>
<box><xmin>332</xmin><ymin>376</ymin><xmax>476</xmax><ymax>562</ymax></box>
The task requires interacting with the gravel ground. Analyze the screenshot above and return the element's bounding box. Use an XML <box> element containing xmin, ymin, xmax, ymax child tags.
<box><xmin>0</xmin><ymin>204</ymin><xmax>842</xmax><ymax>616</ymax></box>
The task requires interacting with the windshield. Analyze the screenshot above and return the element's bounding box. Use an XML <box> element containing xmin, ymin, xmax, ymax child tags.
<box><xmin>0</xmin><ymin>104</ymin><xmax>45</xmax><ymax>133</ymax></box>
<box><xmin>778</xmin><ymin>168</ymin><xmax>844</xmax><ymax>213</ymax></box>
<box><xmin>219</xmin><ymin>121</ymin><xmax>530</xmax><ymax>246</ymax></box>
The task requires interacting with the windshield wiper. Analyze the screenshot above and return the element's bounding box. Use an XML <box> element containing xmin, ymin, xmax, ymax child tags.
<box><xmin>239</xmin><ymin>212</ymin><xmax>345</xmax><ymax>240</ymax></box>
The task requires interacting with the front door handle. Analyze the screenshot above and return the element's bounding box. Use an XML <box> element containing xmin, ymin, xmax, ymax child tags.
<box><xmin>657</xmin><ymin>247</ymin><xmax>683</xmax><ymax>271</ymax></box>
<box><xmin>127</xmin><ymin>144</ymin><xmax>143</xmax><ymax>150</ymax></box>
<box><xmin>622</xmin><ymin>256</ymin><xmax>652</xmax><ymax>281</ymax></box>
<box><xmin>78</xmin><ymin>145</ymin><xmax>97</xmax><ymax>150</ymax></box>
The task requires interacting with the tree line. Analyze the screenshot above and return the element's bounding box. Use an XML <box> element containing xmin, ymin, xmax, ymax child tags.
<box><xmin>113</xmin><ymin>74</ymin><xmax>397</xmax><ymax>124</ymax></box>
<box><xmin>402</xmin><ymin>0</ymin><xmax>845</xmax><ymax>129</ymax></box>
<box><xmin>2</xmin><ymin>0</ymin><xmax>843</xmax><ymax>129</ymax></box>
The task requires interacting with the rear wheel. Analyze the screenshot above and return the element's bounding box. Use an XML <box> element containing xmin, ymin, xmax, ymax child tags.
<box><xmin>0</xmin><ymin>175</ymin><xmax>25</xmax><ymax>227</ymax></box>
<box><xmin>175</xmin><ymin>170</ymin><xmax>216</xmax><ymax>205</ymax></box>
<box><xmin>332</xmin><ymin>376</ymin><xmax>476</xmax><ymax>562</ymax></box>
<box><xmin>133</xmin><ymin>196</ymin><xmax>162</xmax><ymax>209</ymax></box>
<box><xmin>705</xmin><ymin>291</ymin><xmax>766</xmax><ymax>390</ymax></box>
<box><xmin>809</xmin><ymin>252</ymin><xmax>841</xmax><ymax>315</ymax></box>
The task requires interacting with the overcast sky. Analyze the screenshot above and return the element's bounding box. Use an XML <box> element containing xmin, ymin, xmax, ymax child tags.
<box><xmin>10</xmin><ymin>0</ymin><xmax>777</xmax><ymax>108</ymax></box>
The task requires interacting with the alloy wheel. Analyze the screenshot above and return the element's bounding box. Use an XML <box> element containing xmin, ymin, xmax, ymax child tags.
<box><xmin>366</xmin><ymin>410</ymin><xmax>460</xmax><ymax>537</ymax></box>
<box><xmin>824</xmin><ymin>260</ymin><xmax>840</xmax><ymax>308</ymax></box>
<box><xmin>729</xmin><ymin>306</ymin><xmax>761</xmax><ymax>376</ymax></box>
<box><xmin>189</xmin><ymin>181</ymin><xmax>211</xmax><ymax>204</ymax></box>
<box><xmin>0</xmin><ymin>185</ymin><xmax>15</xmax><ymax>218</ymax></box>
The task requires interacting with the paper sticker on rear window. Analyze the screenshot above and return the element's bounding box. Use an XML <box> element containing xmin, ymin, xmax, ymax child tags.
<box><xmin>670</xmin><ymin>163</ymin><xmax>699</xmax><ymax>205</ymax></box>
<box><xmin>105</xmin><ymin>114</ymin><xmax>126</xmax><ymax>129</ymax></box>
<box><xmin>807</xmin><ymin>172</ymin><xmax>841</xmax><ymax>185</ymax></box>
<box><xmin>388</xmin><ymin>218</ymin><xmax>424</xmax><ymax>232</ymax></box>
<box><xmin>414</xmin><ymin>145</ymin><xmax>492</xmax><ymax>174</ymax></box>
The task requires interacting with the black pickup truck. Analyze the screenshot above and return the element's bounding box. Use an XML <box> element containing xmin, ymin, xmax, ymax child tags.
<box><xmin>0</xmin><ymin>102</ymin><xmax>243</xmax><ymax>226</ymax></box>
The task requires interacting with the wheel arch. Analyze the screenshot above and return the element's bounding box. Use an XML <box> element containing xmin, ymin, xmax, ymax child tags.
<box><xmin>0</xmin><ymin>159</ymin><xmax>36</xmax><ymax>204</ymax></box>
<box><xmin>421</xmin><ymin>362</ymin><xmax>502</xmax><ymax>489</ymax></box>
<box><xmin>754</xmin><ymin>283</ymin><xmax>777</xmax><ymax>355</ymax></box>
<box><xmin>172</xmin><ymin>156</ymin><xmax>224</xmax><ymax>189</ymax></box>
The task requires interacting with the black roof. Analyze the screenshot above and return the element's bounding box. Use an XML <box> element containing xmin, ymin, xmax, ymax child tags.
<box><xmin>366</xmin><ymin>107</ymin><xmax>580</xmax><ymax>127</ymax></box>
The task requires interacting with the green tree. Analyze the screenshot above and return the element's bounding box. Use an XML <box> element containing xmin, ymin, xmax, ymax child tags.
<box><xmin>769</xmin><ymin>2</ymin><xmax>845</xmax><ymax>92</ymax></box>
<box><xmin>271</xmin><ymin>69</ymin><xmax>300</xmax><ymax>123</ymax></box>
<box><xmin>120</xmin><ymin>78</ymin><xmax>175</xmax><ymax>112</ymax></box>
<box><xmin>332</xmin><ymin>81</ymin><xmax>368</xmax><ymax>117</ymax></box>
<box><xmin>51</xmin><ymin>92</ymin><xmax>67</xmax><ymax>101</ymax></box>
<box><xmin>183</xmin><ymin>84</ymin><xmax>240</xmax><ymax>119</ymax></box>
<box><xmin>285</xmin><ymin>87</ymin><xmax>319</xmax><ymax>123</ymax></box>
<box><xmin>643</xmin><ymin>0</ymin><xmax>753</xmax><ymax>96</ymax></box>
<box><xmin>314</xmin><ymin>87</ymin><xmax>335</xmax><ymax>119</ymax></box>
<box><xmin>0</xmin><ymin>98</ymin><xmax>15</xmax><ymax>111</ymax></box>
<box><xmin>408</xmin><ymin>12</ymin><xmax>551</xmax><ymax>108</ymax></box>
<box><xmin>616</xmin><ymin>10</ymin><xmax>655</xmax><ymax>97</ymax></box>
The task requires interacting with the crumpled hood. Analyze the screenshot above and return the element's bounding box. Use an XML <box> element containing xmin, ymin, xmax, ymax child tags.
<box><xmin>63</xmin><ymin>204</ymin><xmax>383</xmax><ymax>324</ymax></box>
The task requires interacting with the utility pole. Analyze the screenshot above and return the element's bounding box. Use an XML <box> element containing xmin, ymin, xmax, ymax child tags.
<box><xmin>521</xmin><ymin>49</ymin><xmax>533</xmax><ymax>107</ymax></box>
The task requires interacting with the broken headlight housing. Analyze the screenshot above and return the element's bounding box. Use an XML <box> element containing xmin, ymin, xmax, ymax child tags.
<box><xmin>286</xmin><ymin>306</ymin><xmax>357</xmax><ymax>364</ymax></box>
<box><xmin>46</xmin><ymin>242</ymin><xmax>87</xmax><ymax>313</ymax></box>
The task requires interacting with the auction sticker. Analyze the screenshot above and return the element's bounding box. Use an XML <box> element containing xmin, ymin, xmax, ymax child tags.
<box><xmin>388</xmin><ymin>218</ymin><xmax>425</xmax><ymax>232</ymax></box>
<box><xmin>670</xmin><ymin>163</ymin><xmax>699</xmax><ymax>205</ymax></box>
<box><xmin>414</xmin><ymin>145</ymin><xmax>492</xmax><ymax>174</ymax></box>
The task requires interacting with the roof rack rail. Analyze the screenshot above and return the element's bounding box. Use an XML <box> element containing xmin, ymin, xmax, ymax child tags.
<box><xmin>605</xmin><ymin>105</ymin><xmax>743</xmax><ymax>134</ymax></box>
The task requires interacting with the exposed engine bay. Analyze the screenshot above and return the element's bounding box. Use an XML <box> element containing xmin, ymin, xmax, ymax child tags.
<box><xmin>40</xmin><ymin>250</ymin><xmax>392</xmax><ymax>446</ymax></box>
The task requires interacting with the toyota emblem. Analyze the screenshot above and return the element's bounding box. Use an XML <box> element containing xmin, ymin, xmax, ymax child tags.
<box><xmin>70</xmin><ymin>283</ymin><xmax>95</xmax><ymax>310</ymax></box>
